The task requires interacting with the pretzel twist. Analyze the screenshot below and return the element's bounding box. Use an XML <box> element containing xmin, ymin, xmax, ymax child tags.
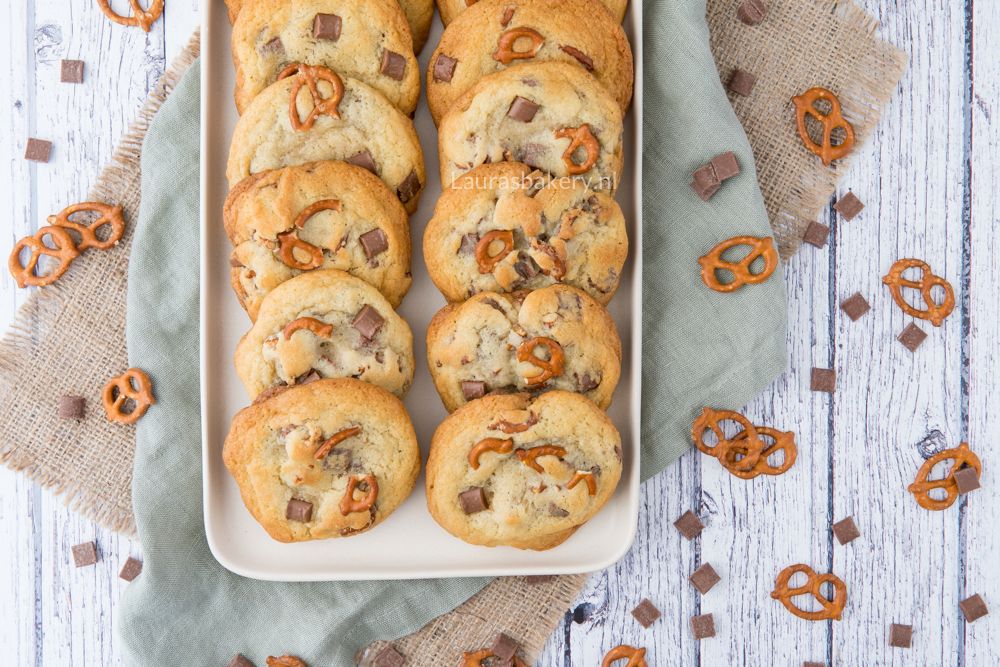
<box><xmin>314</xmin><ymin>426</ymin><xmax>361</xmax><ymax>460</ymax></box>
<box><xmin>720</xmin><ymin>426</ymin><xmax>798</xmax><ymax>479</ymax></box>
<box><xmin>47</xmin><ymin>202</ymin><xmax>125</xmax><ymax>251</ymax></box>
<box><xmin>276</xmin><ymin>231</ymin><xmax>325</xmax><ymax>270</ymax></box>
<box><xmin>555</xmin><ymin>124</ymin><xmax>600</xmax><ymax>175</ymax></box>
<box><xmin>493</xmin><ymin>27</ymin><xmax>545</xmax><ymax>64</ymax></box>
<box><xmin>468</xmin><ymin>437</ymin><xmax>514</xmax><ymax>469</ymax></box>
<box><xmin>283</xmin><ymin>316</ymin><xmax>334</xmax><ymax>341</ymax></box>
<box><xmin>102</xmin><ymin>368</ymin><xmax>156</xmax><ymax>425</ymax></box>
<box><xmin>566</xmin><ymin>470</ymin><xmax>597</xmax><ymax>495</ymax></box>
<box><xmin>698</xmin><ymin>235</ymin><xmax>778</xmax><ymax>292</ymax></box>
<box><xmin>462</xmin><ymin>649</ymin><xmax>529</xmax><ymax>667</ymax></box>
<box><xmin>771</xmin><ymin>563</ymin><xmax>847</xmax><ymax>621</ymax></box>
<box><xmin>792</xmin><ymin>87</ymin><xmax>856</xmax><ymax>166</ymax></box>
<box><xmin>601</xmin><ymin>645</ymin><xmax>648</xmax><ymax>667</ymax></box>
<box><xmin>515</xmin><ymin>445</ymin><xmax>567</xmax><ymax>472</ymax></box>
<box><xmin>517</xmin><ymin>336</ymin><xmax>565</xmax><ymax>386</ymax></box>
<box><xmin>279</xmin><ymin>63</ymin><xmax>345</xmax><ymax>132</ymax></box>
<box><xmin>475</xmin><ymin>230</ymin><xmax>515</xmax><ymax>273</ymax></box>
<box><xmin>8</xmin><ymin>226</ymin><xmax>80</xmax><ymax>288</ymax></box>
<box><xmin>96</xmin><ymin>0</ymin><xmax>163</xmax><ymax>32</ymax></box>
<box><xmin>339</xmin><ymin>474</ymin><xmax>378</xmax><ymax>515</ymax></box>
<box><xmin>907</xmin><ymin>442</ymin><xmax>982</xmax><ymax>511</ymax></box>
<box><xmin>882</xmin><ymin>258</ymin><xmax>955</xmax><ymax>327</ymax></box>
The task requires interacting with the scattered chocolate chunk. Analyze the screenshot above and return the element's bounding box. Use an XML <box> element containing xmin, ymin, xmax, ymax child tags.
<box><xmin>458</xmin><ymin>233</ymin><xmax>478</xmax><ymax>254</ymax></box>
<box><xmin>25</xmin><ymin>138</ymin><xmax>52</xmax><ymax>162</ymax></box>
<box><xmin>889</xmin><ymin>623</ymin><xmax>912</xmax><ymax>648</ymax></box>
<box><xmin>359</xmin><ymin>228</ymin><xmax>389</xmax><ymax>260</ymax></box>
<box><xmin>689</xmin><ymin>563</ymin><xmax>721</xmax><ymax>594</ymax></box>
<box><xmin>433</xmin><ymin>54</ymin><xmax>458</xmax><ymax>83</ymax></box>
<box><xmin>346</xmin><ymin>150</ymin><xmax>377</xmax><ymax>174</ymax></box>
<box><xmin>834</xmin><ymin>192</ymin><xmax>865</xmax><ymax>221</ymax></box>
<box><xmin>960</xmin><ymin>594</ymin><xmax>989</xmax><ymax>622</ymax></box>
<box><xmin>802</xmin><ymin>221</ymin><xmax>831</xmax><ymax>248</ymax></box>
<box><xmin>500</xmin><ymin>6</ymin><xmax>515</xmax><ymax>26</ymax></box>
<box><xmin>897</xmin><ymin>323</ymin><xmax>927</xmax><ymax>352</ymax></box>
<box><xmin>674</xmin><ymin>510</ymin><xmax>704</xmax><ymax>539</ymax></box>
<box><xmin>352</xmin><ymin>305</ymin><xmax>385</xmax><ymax>340</ymax></box>
<box><xmin>230</xmin><ymin>254</ymin><xmax>245</xmax><ymax>268</ymax></box>
<box><xmin>71</xmin><ymin>541</ymin><xmax>99</xmax><ymax>567</ymax></box>
<box><xmin>802</xmin><ymin>662</ymin><xmax>826</xmax><ymax>667</ymax></box>
<box><xmin>737</xmin><ymin>0</ymin><xmax>767</xmax><ymax>25</ymax></box>
<box><xmin>380</xmin><ymin>50</ymin><xmax>406</xmax><ymax>80</ymax></box>
<box><xmin>548</xmin><ymin>503</ymin><xmax>569</xmax><ymax>517</ymax></box>
<box><xmin>631</xmin><ymin>598</ymin><xmax>661</xmax><ymax>628</ymax></box>
<box><xmin>578</xmin><ymin>373</ymin><xmax>599</xmax><ymax>392</ymax></box>
<box><xmin>711</xmin><ymin>151</ymin><xmax>740</xmax><ymax>181</ymax></box>
<box><xmin>690</xmin><ymin>164</ymin><xmax>721</xmax><ymax>202</ymax></box>
<box><xmin>560</xmin><ymin>45</ymin><xmax>594</xmax><ymax>71</ymax></box>
<box><xmin>491</xmin><ymin>633</ymin><xmax>519</xmax><ymax>662</ymax></box>
<box><xmin>727</xmin><ymin>68</ymin><xmax>756</xmax><ymax>96</ymax></box>
<box><xmin>840</xmin><ymin>292</ymin><xmax>871</xmax><ymax>321</ymax></box>
<box><xmin>507</xmin><ymin>96</ymin><xmax>539</xmax><ymax>122</ymax></box>
<box><xmin>372</xmin><ymin>645</ymin><xmax>406</xmax><ymax>667</ymax></box>
<box><xmin>832</xmin><ymin>516</ymin><xmax>860</xmax><ymax>545</ymax></box>
<box><xmin>691</xmin><ymin>613</ymin><xmax>716</xmax><ymax>639</ymax></box>
<box><xmin>523</xmin><ymin>575</ymin><xmax>554</xmax><ymax>584</ymax></box>
<box><xmin>119</xmin><ymin>556</ymin><xmax>143</xmax><ymax>581</ymax></box>
<box><xmin>61</xmin><ymin>59</ymin><xmax>85</xmax><ymax>83</ymax></box>
<box><xmin>313</xmin><ymin>13</ymin><xmax>342</xmax><ymax>40</ymax></box>
<box><xmin>228</xmin><ymin>655</ymin><xmax>256</xmax><ymax>667</ymax></box>
<box><xmin>461</xmin><ymin>380</ymin><xmax>486</xmax><ymax>400</ymax></box>
<box><xmin>459</xmin><ymin>487</ymin><xmax>488</xmax><ymax>514</ymax></box>
<box><xmin>396</xmin><ymin>170</ymin><xmax>420</xmax><ymax>204</ymax></box>
<box><xmin>810</xmin><ymin>367</ymin><xmax>836</xmax><ymax>393</ymax></box>
<box><xmin>285</xmin><ymin>498</ymin><xmax>313</xmax><ymax>522</ymax></box>
<box><xmin>514</xmin><ymin>256</ymin><xmax>539</xmax><ymax>279</ymax></box>
<box><xmin>58</xmin><ymin>395</ymin><xmax>86</xmax><ymax>420</ymax></box>
<box><xmin>954</xmin><ymin>467</ymin><xmax>981</xmax><ymax>495</ymax></box>
<box><xmin>262</xmin><ymin>37</ymin><xmax>284</xmax><ymax>55</ymax></box>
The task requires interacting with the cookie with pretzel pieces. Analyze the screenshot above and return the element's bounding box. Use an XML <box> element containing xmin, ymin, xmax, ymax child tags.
<box><xmin>225</xmin><ymin>0</ymin><xmax>434</xmax><ymax>53</ymax></box>
<box><xmin>437</xmin><ymin>62</ymin><xmax>623</xmax><ymax>190</ymax></box>
<box><xmin>231</xmin><ymin>0</ymin><xmax>419</xmax><ymax>115</ymax></box>
<box><xmin>427</xmin><ymin>0</ymin><xmax>632</xmax><ymax>124</ymax></box>
<box><xmin>427</xmin><ymin>285</ymin><xmax>621</xmax><ymax>411</ymax></box>
<box><xmin>426</xmin><ymin>391</ymin><xmax>622</xmax><ymax>550</ymax></box>
<box><xmin>223</xmin><ymin>378</ymin><xmax>420</xmax><ymax>541</ymax></box>
<box><xmin>224</xmin><ymin>161</ymin><xmax>411</xmax><ymax>319</ymax></box>
<box><xmin>424</xmin><ymin>163</ymin><xmax>627</xmax><ymax>305</ymax></box>
<box><xmin>437</xmin><ymin>0</ymin><xmax>627</xmax><ymax>27</ymax></box>
<box><xmin>234</xmin><ymin>269</ymin><xmax>414</xmax><ymax>400</ymax></box>
<box><xmin>227</xmin><ymin>65</ymin><xmax>425</xmax><ymax>213</ymax></box>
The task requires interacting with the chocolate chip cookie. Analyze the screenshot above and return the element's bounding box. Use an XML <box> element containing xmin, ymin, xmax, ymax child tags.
<box><xmin>234</xmin><ymin>269</ymin><xmax>414</xmax><ymax>400</ymax></box>
<box><xmin>436</xmin><ymin>0</ymin><xmax>628</xmax><ymax>27</ymax></box>
<box><xmin>426</xmin><ymin>286</ymin><xmax>621</xmax><ymax>411</ymax></box>
<box><xmin>423</xmin><ymin>162</ymin><xmax>627</xmax><ymax>304</ymax></box>
<box><xmin>224</xmin><ymin>378</ymin><xmax>420</xmax><ymax>542</ymax></box>
<box><xmin>224</xmin><ymin>161</ymin><xmax>412</xmax><ymax>319</ymax></box>
<box><xmin>437</xmin><ymin>61</ymin><xmax>623</xmax><ymax>190</ymax></box>
<box><xmin>232</xmin><ymin>0</ymin><xmax>420</xmax><ymax>115</ymax></box>
<box><xmin>427</xmin><ymin>0</ymin><xmax>633</xmax><ymax>124</ymax></box>
<box><xmin>227</xmin><ymin>65</ymin><xmax>425</xmax><ymax>213</ymax></box>
<box><xmin>425</xmin><ymin>391</ymin><xmax>622</xmax><ymax>550</ymax></box>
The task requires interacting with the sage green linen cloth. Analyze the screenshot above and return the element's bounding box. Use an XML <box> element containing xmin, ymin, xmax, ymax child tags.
<box><xmin>117</xmin><ymin>0</ymin><xmax>785</xmax><ymax>663</ymax></box>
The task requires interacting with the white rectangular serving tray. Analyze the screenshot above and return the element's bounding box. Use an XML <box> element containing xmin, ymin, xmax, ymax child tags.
<box><xmin>200</xmin><ymin>0</ymin><xmax>643</xmax><ymax>581</ymax></box>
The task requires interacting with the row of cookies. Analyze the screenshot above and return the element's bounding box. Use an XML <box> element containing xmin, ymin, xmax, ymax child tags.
<box><xmin>222</xmin><ymin>0</ymin><xmax>426</xmax><ymax>541</ymax></box>
<box><xmin>421</xmin><ymin>0</ymin><xmax>636</xmax><ymax>549</ymax></box>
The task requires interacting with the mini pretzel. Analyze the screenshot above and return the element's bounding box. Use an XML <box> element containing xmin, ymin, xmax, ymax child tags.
<box><xmin>691</xmin><ymin>407</ymin><xmax>763</xmax><ymax>472</ymax></box>
<box><xmin>515</xmin><ymin>445</ymin><xmax>567</xmax><ymax>472</ymax></box>
<box><xmin>339</xmin><ymin>474</ymin><xmax>378</xmax><ymax>515</ymax></box>
<box><xmin>468</xmin><ymin>437</ymin><xmax>514</xmax><ymax>469</ymax></box>
<box><xmin>601</xmin><ymin>645</ymin><xmax>648</xmax><ymax>667</ymax></box>
<box><xmin>283</xmin><ymin>316</ymin><xmax>334</xmax><ymax>340</ymax></box>
<box><xmin>517</xmin><ymin>337</ymin><xmax>565</xmax><ymax>386</ymax></box>
<box><xmin>907</xmin><ymin>442</ymin><xmax>982</xmax><ymax>511</ymax></box>
<box><xmin>475</xmin><ymin>230</ymin><xmax>515</xmax><ymax>273</ymax></box>
<box><xmin>882</xmin><ymin>258</ymin><xmax>955</xmax><ymax>327</ymax></box>
<box><xmin>314</xmin><ymin>426</ymin><xmax>361</xmax><ymax>460</ymax></box>
<box><xmin>462</xmin><ymin>649</ymin><xmax>529</xmax><ymax>667</ymax></box>
<box><xmin>792</xmin><ymin>87</ymin><xmax>856</xmax><ymax>166</ymax></box>
<box><xmin>102</xmin><ymin>368</ymin><xmax>155</xmax><ymax>425</ymax></box>
<box><xmin>489</xmin><ymin>412</ymin><xmax>538</xmax><ymax>433</ymax></box>
<box><xmin>8</xmin><ymin>226</ymin><xmax>80</xmax><ymax>288</ymax></box>
<box><xmin>770</xmin><ymin>563</ymin><xmax>847</xmax><ymax>621</ymax></box>
<box><xmin>555</xmin><ymin>124</ymin><xmax>600</xmax><ymax>175</ymax></box>
<box><xmin>720</xmin><ymin>426</ymin><xmax>797</xmax><ymax>479</ymax></box>
<box><xmin>279</xmin><ymin>63</ymin><xmax>345</xmax><ymax>132</ymax></box>
<box><xmin>566</xmin><ymin>470</ymin><xmax>597</xmax><ymax>495</ymax></box>
<box><xmin>277</xmin><ymin>231</ymin><xmax>325</xmax><ymax>270</ymax></box>
<box><xmin>293</xmin><ymin>199</ymin><xmax>341</xmax><ymax>229</ymax></box>
<box><xmin>96</xmin><ymin>0</ymin><xmax>163</xmax><ymax>32</ymax></box>
<box><xmin>698</xmin><ymin>235</ymin><xmax>779</xmax><ymax>292</ymax></box>
<box><xmin>47</xmin><ymin>202</ymin><xmax>125</xmax><ymax>251</ymax></box>
<box><xmin>493</xmin><ymin>27</ymin><xmax>545</xmax><ymax>64</ymax></box>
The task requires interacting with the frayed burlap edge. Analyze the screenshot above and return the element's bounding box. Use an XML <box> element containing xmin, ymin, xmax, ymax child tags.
<box><xmin>0</xmin><ymin>32</ymin><xmax>201</xmax><ymax>535</ymax></box>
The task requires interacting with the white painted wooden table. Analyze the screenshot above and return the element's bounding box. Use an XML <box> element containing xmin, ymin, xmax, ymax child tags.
<box><xmin>1</xmin><ymin>1</ymin><xmax>998</xmax><ymax>665</ymax></box>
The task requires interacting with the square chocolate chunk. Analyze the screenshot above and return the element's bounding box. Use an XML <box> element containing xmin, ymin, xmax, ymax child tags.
<box><xmin>396</xmin><ymin>170</ymin><xmax>420</xmax><ymax>204</ymax></box>
<box><xmin>960</xmin><ymin>594</ymin><xmax>989</xmax><ymax>622</ymax></box>
<box><xmin>286</xmin><ymin>498</ymin><xmax>313</xmax><ymax>522</ymax></box>
<box><xmin>459</xmin><ymin>487</ymin><xmax>488</xmax><ymax>514</ymax></box>
<box><xmin>832</xmin><ymin>516</ymin><xmax>860</xmax><ymax>545</ymax></box>
<box><xmin>380</xmin><ymin>50</ymin><xmax>406</xmax><ymax>81</ymax></box>
<box><xmin>689</xmin><ymin>563</ymin><xmax>721</xmax><ymax>594</ymax></box>
<box><xmin>523</xmin><ymin>574</ymin><xmax>554</xmax><ymax>584</ymax></box>
<box><xmin>58</xmin><ymin>395</ymin><xmax>86</xmax><ymax>419</ymax></box>
<box><xmin>711</xmin><ymin>152</ymin><xmax>740</xmax><ymax>181</ymax></box>
<box><xmin>691</xmin><ymin>613</ymin><xmax>716</xmax><ymax>639</ymax></box>
<box><xmin>228</xmin><ymin>654</ymin><xmax>256</xmax><ymax>667</ymax></box>
<box><xmin>352</xmin><ymin>304</ymin><xmax>385</xmax><ymax>340</ymax></box>
<box><xmin>631</xmin><ymin>598</ymin><xmax>661</xmax><ymax>628</ymax></box>
<box><xmin>359</xmin><ymin>228</ymin><xmax>389</xmax><ymax>260</ymax></box>
<box><xmin>674</xmin><ymin>510</ymin><xmax>704</xmax><ymax>539</ymax></box>
<box><xmin>802</xmin><ymin>662</ymin><xmax>826</xmax><ymax>667</ymax></box>
<box><xmin>373</xmin><ymin>644</ymin><xmax>406</xmax><ymax>667</ymax></box>
<box><xmin>954</xmin><ymin>467</ymin><xmax>981</xmax><ymax>495</ymax></box>
<box><xmin>802</xmin><ymin>221</ymin><xmax>831</xmax><ymax>248</ymax></box>
<box><xmin>840</xmin><ymin>292</ymin><xmax>871</xmax><ymax>321</ymax></box>
<box><xmin>346</xmin><ymin>150</ymin><xmax>377</xmax><ymax>174</ymax></box>
<box><xmin>507</xmin><ymin>96</ymin><xmax>539</xmax><ymax>122</ymax></box>
<box><xmin>261</xmin><ymin>37</ymin><xmax>284</xmax><ymax>56</ymax></box>
<box><xmin>71</xmin><ymin>541</ymin><xmax>99</xmax><ymax>567</ymax></box>
<box><xmin>889</xmin><ymin>623</ymin><xmax>912</xmax><ymax>648</ymax></box>
<box><xmin>461</xmin><ymin>381</ymin><xmax>487</xmax><ymax>400</ymax></box>
<box><xmin>433</xmin><ymin>54</ymin><xmax>458</xmax><ymax>82</ymax></box>
<box><xmin>897</xmin><ymin>323</ymin><xmax>927</xmax><ymax>352</ymax></box>
<box><xmin>25</xmin><ymin>138</ymin><xmax>53</xmax><ymax>162</ymax></box>
<box><xmin>834</xmin><ymin>192</ymin><xmax>865</xmax><ymax>221</ymax></box>
<box><xmin>691</xmin><ymin>164</ymin><xmax>721</xmax><ymax>201</ymax></box>
<box><xmin>491</xmin><ymin>633</ymin><xmax>519</xmax><ymax>662</ymax></box>
<box><xmin>313</xmin><ymin>13</ymin><xmax>342</xmax><ymax>41</ymax></box>
<box><xmin>727</xmin><ymin>68</ymin><xmax>756</xmax><ymax>96</ymax></box>
<box><xmin>61</xmin><ymin>59</ymin><xmax>85</xmax><ymax>83</ymax></box>
<box><xmin>119</xmin><ymin>556</ymin><xmax>143</xmax><ymax>582</ymax></box>
<box><xmin>810</xmin><ymin>367</ymin><xmax>836</xmax><ymax>393</ymax></box>
<box><xmin>737</xmin><ymin>0</ymin><xmax>767</xmax><ymax>25</ymax></box>
<box><xmin>560</xmin><ymin>45</ymin><xmax>594</xmax><ymax>71</ymax></box>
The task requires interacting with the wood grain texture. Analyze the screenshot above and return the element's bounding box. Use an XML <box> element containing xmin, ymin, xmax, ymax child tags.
<box><xmin>1</xmin><ymin>1</ymin><xmax>997</xmax><ymax>666</ymax></box>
